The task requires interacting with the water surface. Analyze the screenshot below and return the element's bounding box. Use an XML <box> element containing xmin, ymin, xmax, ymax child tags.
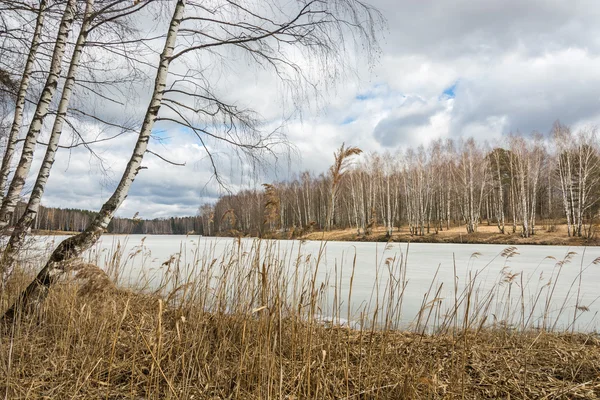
<box><xmin>29</xmin><ymin>234</ymin><xmax>600</xmax><ymax>332</ymax></box>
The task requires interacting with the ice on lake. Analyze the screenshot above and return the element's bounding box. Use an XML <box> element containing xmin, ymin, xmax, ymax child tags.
<box><xmin>26</xmin><ymin>234</ymin><xmax>600</xmax><ymax>332</ymax></box>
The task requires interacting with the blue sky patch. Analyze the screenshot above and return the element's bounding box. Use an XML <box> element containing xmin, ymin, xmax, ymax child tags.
<box><xmin>442</xmin><ymin>82</ymin><xmax>458</xmax><ymax>99</ymax></box>
<box><xmin>355</xmin><ymin>93</ymin><xmax>375</xmax><ymax>101</ymax></box>
<box><xmin>151</xmin><ymin>129</ymin><xmax>172</xmax><ymax>144</ymax></box>
<box><xmin>355</xmin><ymin>82</ymin><xmax>389</xmax><ymax>101</ymax></box>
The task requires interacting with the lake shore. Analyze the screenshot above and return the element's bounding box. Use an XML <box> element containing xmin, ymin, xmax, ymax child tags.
<box><xmin>299</xmin><ymin>223</ymin><xmax>600</xmax><ymax>246</ymax></box>
<box><xmin>2</xmin><ymin>281</ymin><xmax>600</xmax><ymax>399</ymax></box>
<box><xmin>30</xmin><ymin>223</ymin><xmax>600</xmax><ymax>247</ymax></box>
<box><xmin>3</xmin><ymin>235</ymin><xmax>600</xmax><ymax>398</ymax></box>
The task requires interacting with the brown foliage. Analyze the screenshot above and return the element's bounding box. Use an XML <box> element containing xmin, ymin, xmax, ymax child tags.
<box><xmin>330</xmin><ymin>143</ymin><xmax>363</xmax><ymax>187</ymax></box>
<box><xmin>2</xmin><ymin>240</ymin><xmax>600</xmax><ymax>398</ymax></box>
<box><xmin>262</xmin><ymin>183</ymin><xmax>280</xmax><ymax>230</ymax></box>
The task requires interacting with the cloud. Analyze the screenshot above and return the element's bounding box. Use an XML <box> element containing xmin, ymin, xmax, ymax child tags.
<box><xmin>372</xmin><ymin>95</ymin><xmax>449</xmax><ymax>147</ymax></box>
<box><xmin>376</xmin><ymin>0</ymin><xmax>600</xmax><ymax>58</ymax></box>
<box><xmin>450</xmin><ymin>48</ymin><xmax>600</xmax><ymax>135</ymax></box>
<box><xmin>26</xmin><ymin>122</ymin><xmax>233</xmax><ymax>219</ymax></box>
<box><xmin>11</xmin><ymin>0</ymin><xmax>600</xmax><ymax>218</ymax></box>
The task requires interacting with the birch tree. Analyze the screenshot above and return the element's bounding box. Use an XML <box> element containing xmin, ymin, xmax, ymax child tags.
<box><xmin>0</xmin><ymin>0</ymin><xmax>77</xmax><ymax>229</ymax></box>
<box><xmin>508</xmin><ymin>135</ymin><xmax>531</xmax><ymax>236</ymax></box>
<box><xmin>0</xmin><ymin>0</ymin><xmax>47</xmax><ymax>202</ymax></box>
<box><xmin>527</xmin><ymin>134</ymin><xmax>545</xmax><ymax>236</ymax></box>
<box><xmin>454</xmin><ymin>138</ymin><xmax>487</xmax><ymax>233</ymax></box>
<box><xmin>3</xmin><ymin>0</ymin><xmax>186</xmax><ymax>318</ymax></box>
<box><xmin>0</xmin><ymin>0</ymin><xmax>96</xmax><ymax>282</ymax></box>
<box><xmin>508</xmin><ymin>134</ymin><xmax>545</xmax><ymax>237</ymax></box>
<box><xmin>488</xmin><ymin>147</ymin><xmax>510</xmax><ymax>233</ymax></box>
<box><xmin>0</xmin><ymin>0</ymin><xmax>156</xmax><ymax>283</ymax></box>
<box><xmin>573</xmin><ymin>129</ymin><xmax>600</xmax><ymax>237</ymax></box>
<box><xmin>3</xmin><ymin>0</ymin><xmax>383</xmax><ymax>318</ymax></box>
<box><xmin>554</xmin><ymin>122</ymin><xmax>575</xmax><ymax>236</ymax></box>
<box><xmin>554</xmin><ymin>123</ymin><xmax>600</xmax><ymax>237</ymax></box>
<box><xmin>382</xmin><ymin>152</ymin><xmax>396</xmax><ymax>237</ymax></box>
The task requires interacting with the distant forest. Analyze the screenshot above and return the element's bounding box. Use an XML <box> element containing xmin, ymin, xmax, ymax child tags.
<box><xmin>203</xmin><ymin>124</ymin><xmax>600</xmax><ymax>239</ymax></box>
<box><xmin>7</xmin><ymin>202</ymin><xmax>205</xmax><ymax>235</ymax></box>
<box><xmin>8</xmin><ymin>123</ymin><xmax>600</xmax><ymax>239</ymax></box>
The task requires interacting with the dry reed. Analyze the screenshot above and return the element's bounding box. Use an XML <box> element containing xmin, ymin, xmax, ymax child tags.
<box><xmin>1</xmin><ymin>238</ymin><xmax>600</xmax><ymax>399</ymax></box>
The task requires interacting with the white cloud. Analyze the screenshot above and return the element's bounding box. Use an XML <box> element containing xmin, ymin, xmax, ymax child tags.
<box><xmin>12</xmin><ymin>0</ymin><xmax>600</xmax><ymax>217</ymax></box>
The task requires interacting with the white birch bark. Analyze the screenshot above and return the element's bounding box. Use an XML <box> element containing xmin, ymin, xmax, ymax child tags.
<box><xmin>555</xmin><ymin>128</ymin><xmax>574</xmax><ymax>237</ymax></box>
<box><xmin>0</xmin><ymin>0</ymin><xmax>47</xmax><ymax>202</ymax></box>
<box><xmin>349</xmin><ymin>172</ymin><xmax>360</xmax><ymax>234</ymax></box>
<box><xmin>492</xmin><ymin>150</ymin><xmax>505</xmax><ymax>233</ymax></box>
<box><xmin>518</xmin><ymin>151</ymin><xmax>529</xmax><ymax>237</ymax></box>
<box><xmin>1</xmin><ymin>0</ymin><xmax>95</xmax><ymax>285</ymax></box>
<box><xmin>3</xmin><ymin>0</ymin><xmax>186</xmax><ymax>319</ymax></box>
<box><xmin>358</xmin><ymin>171</ymin><xmax>365</xmax><ymax>233</ymax></box>
<box><xmin>468</xmin><ymin>145</ymin><xmax>476</xmax><ymax>233</ymax></box>
<box><xmin>0</xmin><ymin>0</ymin><xmax>77</xmax><ymax>229</ymax></box>
<box><xmin>574</xmin><ymin>129</ymin><xmax>600</xmax><ymax>237</ymax></box>
<box><xmin>386</xmin><ymin>172</ymin><xmax>392</xmax><ymax>236</ymax></box>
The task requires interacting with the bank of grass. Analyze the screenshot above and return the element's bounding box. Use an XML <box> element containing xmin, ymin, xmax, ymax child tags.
<box><xmin>31</xmin><ymin>229</ymin><xmax>76</xmax><ymax>236</ymax></box>
<box><xmin>301</xmin><ymin>223</ymin><xmax>600</xmax><ymax>246</ymax></box>
<box><xmin>1</xmin><ymin>239</ymin><xmax>600</xmax><ymax>399</ymax></box>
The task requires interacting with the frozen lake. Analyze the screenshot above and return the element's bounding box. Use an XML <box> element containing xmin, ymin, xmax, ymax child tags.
<box><xmin>27</xmin><ymin>234</ymin><xmax>600</xmax><ymax>332</ymax></box>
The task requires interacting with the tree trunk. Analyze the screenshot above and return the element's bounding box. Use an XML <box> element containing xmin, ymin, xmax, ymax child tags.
<box><xmin>497</xmin><ymin>155</ymin><xmax>505</xmax><ymax>234</ymax></box>
<box><xmin>386</xmin><ymin>174</ymin><xmax>392</xmax><ymax>237</ymax></box>
<box><xmin>0</xmin><ymin>0</ymin><xmax>47</xmax><ymax>203</ymax></box>
<box><xmin>519</xmin><ymin>157</ymin><xmax>529</xmax><ymax>238</ymax></box>
<box><xmin>0</xmin><ymin>0</ymin><xmax>77</xmax><ymax>229</ymax></box>
<box><xmin>1</xmin><ymin>0</ymin><xmax>95</xmax><ymax>285</ymax></box>
<box><xmin>2</xmin><ymin>0</ymin><xmax>186</xmax><ymax>322</ymax></box>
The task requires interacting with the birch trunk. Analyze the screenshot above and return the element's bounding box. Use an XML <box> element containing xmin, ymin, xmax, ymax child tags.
<box><xmin>468</xmin><ymin>148</ymin><xmax>476</xmax><ymax>233</ymax></box>
<box><xmin>0</xmin><ymin>0</ymin><xmax>77</xmax><ymax>229</ymax></box>
<box><xmin>519</xmin><ymin>156</ymin><xmax>529</xmax><ymax>237</ymax></box>
<box><xmin>327</xmin><ymin>187</ymin><xmax>335</xmax><ymax>231</ymax></box>
<box><xmin>566</xmin><ymin>151</ymin><xmax>575</xmax><ymax>236</ymax></box>
<box><xmin>0</xmin><ymin>0</ymin><xmax>47</xmax><ymax>202</ymax></box>
<box><xmin>359</xmin><ymin>173</ymin><xmax>365</xmax><ymax>233</ymax></box>
<box><xmin>1</xmin><ymin>0</ymin><xmax>95</xmax><ymax>286</ymax></box>
<box><xmin>349</xmin><ymin>173</ymin><xmax>360</xmax><ymax>234</ymax></box>
<box><xmin>386</xmin><ymin>173</ymin><xmax>392</xmax><ymax>237</ymax></box>
<box><xmin>510</xmin><ymin>153</ymin><xmax>517</xmax><ymax>233</ymax></box>
<box><xmin>446</xmin><ymin>177</ymin><xmax>451</xmax><ymax>230</ymax></box>
<box><xmin>493</xmin><ymin>152</ymin><xmax>505</xmax><ymax>233</ymax></box>
<box><xmin>557</xmin><ymin>150</ymin><xmax>573</xmax><ymax>236</ymax></box>
<box><xmin>575</xmin><ymin>146</ymin><xmax>583</xmax><ymax>236</ymax></box>
<box><xmin>3</xmin><ymin>0</ymin><xmax>186</xmax><ymax>321</ymax></box>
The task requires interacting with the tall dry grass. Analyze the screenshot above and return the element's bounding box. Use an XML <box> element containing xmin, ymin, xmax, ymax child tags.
<box><xmin>1</xmin><ymin>237</ymin><xmax>600</xmax><ymax>399</ymax></box>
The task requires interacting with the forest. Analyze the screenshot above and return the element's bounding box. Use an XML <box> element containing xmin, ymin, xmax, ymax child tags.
<box><xmin>7</xmin><ymin>122</ymin><xmax>598</xmax><ymax>242</ymax></box>
<box><xmin>206</xmin><ymin>125</ymin><xmax>600</xmax><ymax>239</ymax></box>
<box><xmin>7</xmin><ymin>202</ymin><xmax>204</xmax><ymax>235</ymax></box>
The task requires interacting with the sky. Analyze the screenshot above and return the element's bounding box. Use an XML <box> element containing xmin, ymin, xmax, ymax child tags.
<box><xmin>24</xmin><ymin>0</ymin><xmax>600</xmax><ymax>219</ymax></box>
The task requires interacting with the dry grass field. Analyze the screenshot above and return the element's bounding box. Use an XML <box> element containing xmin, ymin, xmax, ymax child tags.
<box><xmin>302</xmin><ymin>222</ymin><xmax>600</xmax><ymax>246</ymax></box>
<box><xmin>1</xmin><ymin>238</ymin><xmax>600</xmax><ymax>399</ymax></box>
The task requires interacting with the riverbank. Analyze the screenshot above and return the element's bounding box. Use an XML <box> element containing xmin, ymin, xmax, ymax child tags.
<box><xmin>31</xmin><ymin>229</ymin><xmax>76</xmax><ymax>235</ymax></box>
<box><xmin>28</xmin><ymin>223</ymin><xmax>600</xmax><ymax>247</ymax></box>
<box><xmin>2</xmin><ymin>281</ymin><xmax>600</xmax><ymax>399</ymax></box>
<box><xmin>2</xmin><ymin>237</ymin><xmax>600</xmax><ymax>399</ymax></box>
<box><xmin>300</xmin><ymin>223</ymin><xmax>600</xmax><ymax>246</ymax></box>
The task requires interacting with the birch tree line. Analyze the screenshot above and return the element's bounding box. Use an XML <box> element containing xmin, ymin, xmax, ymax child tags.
<box><xmin>14</xmin><ymin>120</ymin><xmax>599</xmax><ymax>239</ymax></box>
<box><xmin>206</xmin><ymin>124</ymin><xmax>600</xmax><ymax>239</ymax></box>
